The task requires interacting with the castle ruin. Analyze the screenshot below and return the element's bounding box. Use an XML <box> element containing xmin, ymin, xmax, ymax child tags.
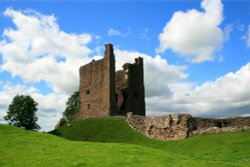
<box><xmin>74</xmin><ymin>44</ymin><xmax>145</xmax><ymax>119</ymax></box>
<box><xmin>69</xmin><ymin>43</ymin><xmax>250</xmax><ymax>141</ymax></box>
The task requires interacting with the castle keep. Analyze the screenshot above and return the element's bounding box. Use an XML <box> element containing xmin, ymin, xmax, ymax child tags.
<box><xmin>75</xmin><ymin>44</ymin><xmax>145</xmax><ymax>119</ymax></box>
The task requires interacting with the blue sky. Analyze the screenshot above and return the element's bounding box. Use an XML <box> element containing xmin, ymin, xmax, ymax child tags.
<box><xmin>1</xmin><ymin>0</ymin><xmax>250</xmax><ymax>131</ymax></box>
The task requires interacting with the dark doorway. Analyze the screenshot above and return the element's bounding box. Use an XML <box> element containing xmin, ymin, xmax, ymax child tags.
<box><xmin>120</xmin><ymin>91</ymin><xmax>128</xmax><ymax>113</ymax></box>
<box><xmin>115</xmin><ymin>93</ymin><xmax>118</xmax><ymax>102</ymax></box>
<box><xmin>217</xmin><ymin>122</ymin><xmax>223</xmax><ymax>128</ymax></box>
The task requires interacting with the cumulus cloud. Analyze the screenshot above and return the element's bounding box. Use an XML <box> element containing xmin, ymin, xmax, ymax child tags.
<box><xmin>0</xmin><ymin>83</ymin><xmax>67</xmax><ymax>131</ymax></box>
<box><xmin>0</xmin><ymin>8</ymin><xmax>188</xmax><ymax>131</ymax></box>
<box><xmin>0</xmin><ymin>47</ymin><xmax>188</xmax><ymax>131</ymax></box>
<box><xmin>114</xmin><ymin>49</ymin><xmax>188</xmax><ymax>98</ymax></box>
<box><xmin>0</xmin><ymin>8</ymin><xmax>94</xmax><ymax>131</ymax></box>
<box><xmin>147</xmin><ymin>63</ymin><xmax>250</xmax><ymax>117</ymax></box>
<box><xmin>0</xmin><ymin>8</ymin><xmax>92</xmax><ymax>94</ymax></box>
<box><xmin>157</xmin><ymin>0</ymin><xmax>224</xmax><ymax>63</ymax></box>
<box><xmin>33</xmin><ymin>93</ymin><xmax>67</xmax><ymax>131</ymax></box>
<box><xmin>0</xmin><ymin>84</ymin><xmax>36</xmax><ymax>114</ymax></box>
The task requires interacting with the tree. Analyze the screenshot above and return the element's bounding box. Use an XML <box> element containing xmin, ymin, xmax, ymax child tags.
<box><xmin>63</xmin><ymin>91</ymin><xmax>80</xmax><ymax>121</ymax></box>
<box><xmin>4</xmin><ymin>94</ymin><xmax>40</xmax><ymax>131</ymax></box>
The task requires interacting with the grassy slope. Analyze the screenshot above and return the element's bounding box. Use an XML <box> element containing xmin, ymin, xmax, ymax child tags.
<box><xmin>0</xmin><ymin>124</ymin><xmax>228</xmax><ymax>167</ymax></box>
<box><xmin>0</xmin><ymin>124</ymin><xmax>184</xmax><ymax>167</ymax></box>
<box><xmin>50</xmin><ymin>117</ymin><xmax>250</xmax><ymax>166</ymax></box>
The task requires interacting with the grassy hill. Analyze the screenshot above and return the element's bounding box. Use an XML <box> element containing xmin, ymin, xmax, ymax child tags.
<box><xmin>0</xmin><ymin>124</ymin><xmax>183</xmax><ymax>167</ymax></box>
<box><xmin>50</xmin><ymin>117</ymin><xmax>250</xmax><ymax>166</ymax></box>
<box><xmin>1</xmin><ymin>117</ymin><xmax>250</xmax><ymax>166</ymax></box>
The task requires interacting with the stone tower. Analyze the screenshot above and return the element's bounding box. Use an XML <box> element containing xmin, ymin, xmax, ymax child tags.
<box><xmin>75</xmin><ymin>44</ymin><xmax>145</xmax><ymax>120</ymax></box>
<box><xmin>115</xmin><ymin>57</ymin><xmax>145</xmax><ymax>116</ymax></box>
<box><xmin>75</xmin><ymin>44</ymin><xmax>116</xmax><ymax>119</ymax></box>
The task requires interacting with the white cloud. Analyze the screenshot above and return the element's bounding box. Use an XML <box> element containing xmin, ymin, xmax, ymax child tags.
<box><xmin>107</xmin><ymin>28</ymin><xmax>123</xmax><ymax>36</ymax></box>
<box><xmin>0</xmin><ymin>8</ymin><xmax>94</xmax><ymax>131</ymax></box>
<box><xmin>147</xmin><ymin>63</ymin><xmax>250</xmax><ymax>117</ymax></box>
<box><xmin>157</xmin><ymin>0</ymin><xmax>224</xmax><ymax>63</ymax></box>
<box><xmin>0</xmin><ymin>8</ymin><xmax>92</xmax><ymax>94</ymax></box>
<box><xmin>139</xmin><ymin>28</ymin><xmax>150</xmax><ymax>40</ymax></box>
<box><xmin>0</xmin><ymin>83</ymin><xmax>67</xmax><ymax>131</ymax></box>
<box><xmin>107</xmin><ymin>27</ymin><xmax>131</xmax><ymax>37</ymax></box>
<box><xmin>224</xmin><ymin>24</ymin><xmax>233</xmax><ymax>42</ymax></box>
<box><xmin>0</xmin><ymin>8</ymin><xmax>187</xmax><ymax>131</ymax></box>
<box><xmin>0</xmin><ymin>47</ymin><xmax>188</xmax><ymax>131</ymax></box>
<box><xmin>236</xmin><ymin>24</ymin><xmax>244</xmax><ymax>32</ymax></box>
<box><xmin>244</xmin><ymin>25</ymin><xmax>250</xmax><ymax>47</ymax></box>
<box><xmin>114</xmin><ymin>49</ymin><xmax>188</xmax><ymax>98</ymax></box>
<box><xmin>33</xmin><ymin>93</ymin><xmax>67</xmax><ymax>131</ymax></box>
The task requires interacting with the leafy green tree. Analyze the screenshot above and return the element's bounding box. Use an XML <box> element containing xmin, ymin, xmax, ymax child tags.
<box><xmin>63</xmin><ymin>91</ymin><xmax>80</xmax><ymax>121</ymax></box>
<box><xmin>4</xmin><ymin>94</ymin><xmax>40</xmax><ymax>131</ymax></box>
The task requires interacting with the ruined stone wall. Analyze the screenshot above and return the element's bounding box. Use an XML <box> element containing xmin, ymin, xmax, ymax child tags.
<box><xmin>190</xmin><ymin>116</ymin><xmax>250</xmax><ymax>135</ymax></box>
<box><xmin>192</xmin><ymin>117</ymin><xmax>250</xmax><ymax>129</ymax></box>
<box><xmin>126</xmin><ymin>112</ymin><xmax>191</xmax><ymax>140</ymax></box>
<box><xmin>145</xmin><ymin>114</ymin><xmax>191</xmax><ymax>140</ymax></box>
<box><xmin>126</xmin><ymin>113</ymin><xmax>250</xmax><ymax>141</ymax></box>
<box><xmin>75</xmin><ymin>44</ymin><xmax>116</xmax><ymax>119</ymax></box>
<box><xmin>127</xmin><ymin>58</ymin><xmax>145</xmax><ymax>116</ymax></box>
<box><xmin>115</xmin><ymin>70</ymin><xmax>128</xmax><ymax>115</ymax></box>
<box><xmin>115</xmin><ymin>58</ymin><xmax>145</xmax><ymax>116</ymax></box>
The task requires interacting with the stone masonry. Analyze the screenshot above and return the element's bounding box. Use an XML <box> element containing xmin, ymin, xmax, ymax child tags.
<box><xmin>115</xmin><ymin>58</ymin><xmax>145</xmax><ymax>116</ymax></box>
<box><xmin>126</xmin><ymin>112</ymin><xmax>192</xmax><ymax>140</ymax></box>
<box><xmin>74</xmin><ymin>44</ymin><xmax>145</xmax><ymax>119</ymax></box>
<box><xmin>190</xmin><ymin>116</ymin><xmax>250</xmax><ymax>136</ymax></box>
<box><xmin>126</xmin><ymin>112</ymin><xmax>250</xmax><ymax>141</ymax></box>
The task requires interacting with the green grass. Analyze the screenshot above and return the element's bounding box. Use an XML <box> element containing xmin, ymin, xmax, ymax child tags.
<box><xmin>50</xmin><ymin>117</ymin><xmax>250</xmax><ymax>166</ymax></box>
<box><xmin>0</xmin><ymin>124</ymin><xmax>219</xmax><ymax>167</ymax></box>
<box><xmin>0</xmin><ymin>124</ymin><xmax>180</xmax><ymax>167</ymax></box>
<box><xmin>1</xmin><ymin>117</ymin><xmax>250</xmax><ymax>166</ymax></box>
<box><xmin>50</xmin><ymin>117</ymin><xmax>150</xmax><ymax>143</ymax></box>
